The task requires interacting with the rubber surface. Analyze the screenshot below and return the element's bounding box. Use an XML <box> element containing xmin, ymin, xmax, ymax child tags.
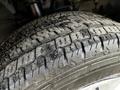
<box><xmin>1</xmin><ymin>11</ymin><xmax>120</xmax><ymax>90</ymax></box>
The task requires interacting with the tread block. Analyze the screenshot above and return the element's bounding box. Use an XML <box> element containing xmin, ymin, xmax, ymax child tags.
<box><xmin>9</xmin><ymin>47</ymin><xmax>18</xmax><ymax>59</ymax></box>
<box><xmin>36</xmin><ymin>30</ymin><xmax>52</xmax><ymax>41</ymax></box>
<box><xmin>17</xmin><ymin>68</ymin><xmax>26</xmax><ymax>88</ymax></box>
<box><xmin>89</xmin><ymin>27</ymin><xmax>107</xmax><ymax>35</ymax></box>
<box><xmin>100</xmin><ymin>34</ymin><xmax>118</xmax><ymax>53</ymax></box>
<box><xmin>0</xmin><ymin>79</ymin><xmax>9</xmax><ymax>90</ymax></box>
<box><xmin>20</xmin><ymin>38</ymin><xmax>35</xmax><ymax>51</ymax></box>
<box><xmin>35</xmin><ymin>56</ymin><xmax>45</xmax><ymax>68</ymax></box>
<box><xmin>88</xmin><ymin>37</ymin><xmax>102</xmax><ymax>57</ymax></box>
<box><xmin>80</xmin><ymin>29</ymin><xmax>90</xmax><ymax>39</ymax></box>
<box><xmin>9</xmin><ymin>72</ymin><xmax>19</xmax><ymax>90</ymax></box>
<box><xmin>83</xmin><ymin>20</ymin><xmax>102</xmax><ymax>27</ymax></box>
<box><xmin>65</xmin><ymin>42</ymin><xmax>84</xmax><ymax>64</ymax></box>
<box><xmin>70</xmin><ymin>32</ymin><xmax>83</xmax><ymax>41</ymax></box>
<box><xmin>35</xmin><ymin>41</ymin><xmax>56</xmax><ymax>58</ymax></box>
<box><xmin>31</xmin><ymin>33</ymin><xmax>44</xmax><ymax>43</ymax></box>
<box><xmin>49</xmin><ymin>48</ymin><xmax>65</xmax><ymax>70</ymax></box>
<box><xmin>67</xmin><ymin>21</ymin><xmax>88</xmax><ymax>30</ymax></box>
<box><xmin>104</xmin><ymin>26</ymin><xmax>120</xmax><ymax>33</ymax></box>
<box><xmin>0</xmin><ymin>70</ymin><xmax>4</xmax><ymax>83</ymax></box>
<box><xmin>80</xmin><ymin>36</ymin><xmax>102</xmax><ymax>59</ymax></box>
<box><xmin>53</xmin><ymin>27</ymin><xmax>71</xmax><ymax>35</ymax></box>
<box><xmin>5</xmin><ymin>61</ymin><xmax>17</xmax><ymax>78</ymax></box>
<box><xmin>57</xmin><ymin>48</ymin><xmax>68</xmax><ymax>68</ymax></box>
<box><xmin>98</xmin><ymin>19</ymin><xmax>114</xmax><ymax>25</ymax></box>
<box><xmin>40</xmin><ymin>41</ymin><xmax>56</xmax><ymax>57</ymax></box>
<box><xmin>82</xmin><ymin>40</ymin><xmax>91</xmax><ymax>58</ymax></box>
<box><xmin>24</xmin><ymin>64</ymin><xmax>34</xmax><ymax>88</ymax></box>
<box><xmin>56</xmin><ymin>35</ymin><xmax>71</xmax><ymax>48</ymax></box>
<box><xmin>17</xmin><ymin>50</ymin><xmax>35</xmax><ymax>69</ymax></box>
<box><xmin>36</xmin><ymin>46</ymin><xmax>42</xmax><ymax>58</ymax></box>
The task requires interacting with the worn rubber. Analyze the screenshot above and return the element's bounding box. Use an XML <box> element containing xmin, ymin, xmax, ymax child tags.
<box><xmin>1</xmin><ymin>11</ymin><xmax>120</xmax><ymax>90</ymax></box>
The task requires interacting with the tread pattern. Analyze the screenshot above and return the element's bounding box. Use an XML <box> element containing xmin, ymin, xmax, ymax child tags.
<box><xmin>0</xmin><ymin>11</ymin><xmax>120</xmax><ymax>90</ymax></box>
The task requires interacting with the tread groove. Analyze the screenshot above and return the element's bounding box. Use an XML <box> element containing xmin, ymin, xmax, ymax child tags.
<box><xmin>115</xmin><ymin>33</ymin><xmax>120</xmax><ymax>48</ymax></box>
<box><xmin>99</xmin><ymin>36</ymin><xmax>104</xmax><ymax>50</ymax></box>
<box><xmin>80</xmin><ymin>42</ymin><xmax>86</xmax><ymax>58</ymax></box>
<box><xmin>62</xmin><ymin>48</ymin><xmax>68</xmax><ymax>62</ymax></box>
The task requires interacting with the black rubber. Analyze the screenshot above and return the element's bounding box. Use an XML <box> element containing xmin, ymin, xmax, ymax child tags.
<box><xmin>1</xmin><ymin>11</ymin><xmax>120</xmax><ymax>90</ymax></box>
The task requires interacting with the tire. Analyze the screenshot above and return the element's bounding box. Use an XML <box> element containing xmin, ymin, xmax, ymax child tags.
<box><xmin>1</xmin><ymin>11</ymin><xmax>120</xmax><ymax>90</ymax></box>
